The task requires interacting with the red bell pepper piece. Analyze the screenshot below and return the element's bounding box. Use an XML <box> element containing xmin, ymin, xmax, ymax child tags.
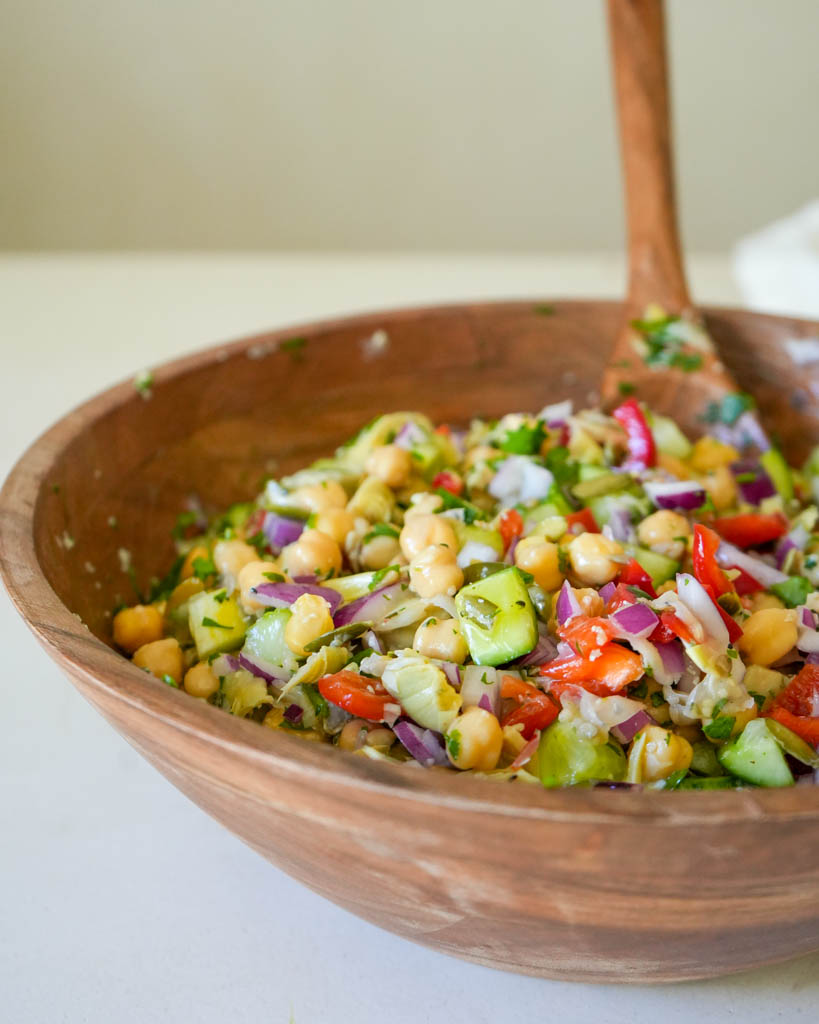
<box><xmin>498</xmin><ymin>508</ymin><xmax>524</xmax><ymax>551</ymax></box>
<box><xmin>699</xmin><ymin>582</ymin><xmax>744</xmax><ymax>643</ymax></box>
<box><xmin>649</xmin><ymin>610</ymin><xmax>696</xmax><ymax>646</ymax></box>
<box><xmin>692</xmin><ymin>524</ymin><xmax>733</xmax><ymax>598</ymax></box>
<box><xmin>540</xmin><ymin>643</ymin><xmax>644</xmax><ymax>695</ymax></box>
<box><xmin>500</xmin><ymin>677</ymin><xmax>560</xmax><ymax>739</ymax></box>
<box><xmin>432</xmin><ymin>470</ymin><xmax>463</xmax><ymax>496</ymax></box>
<box><xmin>712</xmin><ymin>513</ymin><xmax>788</xmax><ymax>548</ymax></box>
<box><xmin>566</xmin><ymin>507</ymin><xmax>599</xmax><ymax>534</ymax></box>
<box><xmin>616</xmin><ymin>557</ymin><xmax>657</xmax><ymax>598</ymax></box>
<box><xmin>612</xmin><ymin>398</ymin><xmax>656</xmax><ymax>470</ymax></box>
<box><xmin>766</xmin><ymin>664</ymin><xmax>819</xmax><ymax>748</ymax></box>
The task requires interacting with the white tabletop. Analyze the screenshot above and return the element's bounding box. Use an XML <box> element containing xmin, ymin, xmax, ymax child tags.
<box><xmin>2</xmin><ymin>253</ymin><xmax>815</xmax><ymax>1023</ymax></box>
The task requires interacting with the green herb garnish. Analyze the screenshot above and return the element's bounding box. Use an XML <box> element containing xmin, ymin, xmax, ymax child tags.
<box><xmin>363</xmin><ymin>523</ymin><xmax>400</xmax><ymax>544</ymax></box>
<box><xmin>202</xmin><ymin>616</ymin><xmax>231</xmax><ymax>630</ymax></box>
<box><xmin>769</xmin><ymin>576</ymin><xmax>812</xmax><ymax>609</ymax></box>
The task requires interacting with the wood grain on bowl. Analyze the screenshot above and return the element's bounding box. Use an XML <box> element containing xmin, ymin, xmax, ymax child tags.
<box><xmin>3</xmin><ymin>300</ymin><xmax>819</xmax><ymax>983</ymax></box>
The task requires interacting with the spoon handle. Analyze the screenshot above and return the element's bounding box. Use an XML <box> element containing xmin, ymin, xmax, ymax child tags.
<box><xmin>607</xmin><ymin>0</ymin><xmax>690</xmax><ymax>317</ymax></box>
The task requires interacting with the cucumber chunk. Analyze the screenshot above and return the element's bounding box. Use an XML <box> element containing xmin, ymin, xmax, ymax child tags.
<box><xmin>538</xmin><ymin>720</ymin><xmax>627</xmax><ymax>788</ymax></box>
<box><xmin>243</xmin><ymin>608</ymin><xmax>295</xmax><ymax>668</ymax></box>
<box><xmin>455</xmin><ymin>567</ymin><xmax>537</xmax><ymax>666</ymax></box>
<box><xmin>760</xmin><ymin>448</ymin><xmax>794</xmax><ymax>502</ymax></box>
<box><xmin>676</xmin><ymin>776</ymin><xmax>740</xmax><ymax>790</ymax></box>
<box><xmin>624</xmin><ymin>544</ymin><xmax>679</xmax><ymax>587</ymax></box>
<box><xmin>717</xmin><ymin>718</ymin><xmax>794</xmax><ymax>787</ymax></box>
<box><xmin>188</xmin><ymin>590</ymin><xmax>248</xmax><ymax>660</ymax></box>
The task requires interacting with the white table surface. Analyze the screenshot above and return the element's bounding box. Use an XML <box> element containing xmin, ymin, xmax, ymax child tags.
<box><xmin>2</xmin><ymin>253</ymin><xmax>815</xmax><ymax>1023</ymax></box>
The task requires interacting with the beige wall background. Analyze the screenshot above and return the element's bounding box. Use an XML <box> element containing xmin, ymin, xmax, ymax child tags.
<box><xmin>1</xmin><ymin>0</ymin><xmax>817</xmax><ymax>252</ymax></box>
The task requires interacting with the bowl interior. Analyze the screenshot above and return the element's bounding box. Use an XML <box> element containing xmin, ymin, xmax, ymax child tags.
<box><xmin>29</xmin><ymin>299</ymin><xmax>819</xmax><ymax>646</ymax></box>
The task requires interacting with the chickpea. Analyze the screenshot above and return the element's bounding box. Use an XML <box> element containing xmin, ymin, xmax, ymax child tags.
<box><xmin>748</xmin><ymin>592</ymin><xmax>785</xmax><ymax>612</ymax></box>
<box><xmin>365</xmin><ymin>444</ymin><xmax>413</xmax><ymax>489</ymax></box>
<box><xmin>337</xmin><ymin>718</ymin><xmax>371</xmax><ymax>751</ymax></box>
<box><xmin>413</xmin><ymin>616</ymin><xmax>469</xmax><ymax>664</ymax></box>
<box><xmin>445</xmin><ymin>707</ymin><xmax>504</xmax><ymax>771</ymax></box>
<box><xmin>132</xmin><ymin>636</ymin><xmax>184</xmax><ymax>685</ymax></box>
<box><xmin>567</xmin><ymin>533</ymin><xmax>624</xmax><ymax>586</ymax></box>
<box><xmin>213</xmin><ymin>539</ymin><xmax>258</xmax><ymax>591</ymax></box>
<box><xmin>237</xmin><ymin>559</ymin><xmax>283</xmax><ymax>614</ymax></box>
<box><xmin>409</xmin><ymin>545</ymin><xmax>464</xmax><ymax>598</ymax></box>
<box><xmin>365</xmin><ymin>727</ymin><xmax>396</xmax><ymax>750</ymax></box>
<box><xmin>291</xmin><ymin>480</ymin><xmax>348</xmax><ymax>514</ymax></box>
<box><xmin>628</xmin><ymin>725</ymin><xmax>693</xmax><ymax>783</ymax></box>
<box><xmin>399</xmin><ymin>513</ymin><xmax>458</xmax><ymax>561</ymax></box>
<box><xmin>359</xmin><ymin>532</ymin><xmax>402</xmax><ymax>570</ymax></box>
<box><xmin>463</xmin><ymin>444</ymin><xmax>502</xmax><ymax>470</ymax></box>
<box><xmin>514</xmin><ymin>537</ymin><xmax>564</xmax><ymax>591</ymax></box>
<box><xmin>573</xmin><ymin>587</ymin><xmax>605</xmax><ymax>617</ymax></box>
<box><xmin>184</xmin><ymin>661</ymin><xmax>220</xmax><ymax>699</ymax></box>
<box><xmin>689</xmin><ymin>437</ymin><xmax>740</xmax><ymax>473</ymax></box>
<box><xmin>737</xmin><ymin>608</ymin><xmax>798</xmax><ymax>667</ymax></box>
<box><xmin>180</xmin><ymin>544</ymin><xmax>210</xmax><ymax>581</ymax></box>
<box><xmin>113</xmin><ymin>604</ymin><xmax>164</xmax><ymax>653</ymax></box>
<box><xmin>313</xmin><ymin>507</ymin><xmax>356</xmax><ymax>546</ymax></box>
<box><xmin>284</xmin><ymin>593</ymin><xmax>335</xmax><ymax>656</ymax></box>
<box><xmin>404</xmin><ymin>493</ymin><xmax>444</xmax><ymax>519</ymax></box>
<box><xmin>637</xmin><ymin>510</ymin><xmax>690</xmax><ymax>561</ymax></box>
<box><xmin>698</xmin><ymin>465</ymin><xmax>736</xmax><ymax>512</ymax></box>
<box><xmin>280</xmin><ymin>528</ymin><xmax>342</xmax><ymax>580</ymax></box>
<box><xmin>165</xmin><ymin>578</ymin><xmax>205</xmax><ymax>617</ymax></box>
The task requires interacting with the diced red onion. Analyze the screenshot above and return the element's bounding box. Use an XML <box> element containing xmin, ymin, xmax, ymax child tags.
<box><xmin>797</xmin><ymin>609</ymin><xmax>819</xmax><ymax>653</ymax></box>
<box><xmin>644</xmin><ymin>479</ymin><xmax>706</xmax><ymax>511</ymax></box>
<box><xmin>555</xmin><ymin>579</ymin><xmax>582</xmax><ymax>626</ymax></box>
<box><xmin>539</xmin><ymin>399</ymin><xmax>573</xmax><ymax>423</ymax></box>
<box><xmin>676</xmin><ymin>573</ymin><xmax>729</xmax><ymax>649</ymax></box>
<box><xmin>776</xmin><ymin>524</ymin><xmax>810</xmax><ymax>569</ymax></box>
<box><xmin>393</xmin><ymin>719</ymin><xmax>449</xmax><ymax>766</ymax></box>
<box><xmin>611</xmin><ymin>603</ymin><xmax>659</xmax><ymax>639</ymax></box>
<box><xmin>517</xmin><ymin>631</ymin><xmax>558</xmax><ymax>667</ymax></box>
<box><xmin>237</xmin><ymin>652</ymin><xmax>291</xmax><ymax>685</ymax></box>
<box><xmin>504</xmin><ymin>536</ymin><xmax>520</xmax><ymax>565</ymax></box>
<box><xmin>606</xmin><ymin>503</ymin><xmax>635</xmax><ymax>543</ymax></box>
<box><xmin>735</xmin><ymin>412</ymin><xmax>771</xmax><ymax>452</ymax></box>
<box><xmin>477</xmin><ymin>694</ymin><xmax>494</xmax><ymax>713</ymax></box>
<box><xmin>599</xmin><ymin>581</ymin><xmax>616</xmax><ymax>604</ymax></box>
<box><xmin>211</xmin><ymin>653</ymin><xmax>241</xmax><ymax>676</ymax></box>
<box><xmin>488</xmin><ymin>456</ymin><xmax>554</xmax><ymax>506</ymax></box>
<box><xmin>610</xmin><ymin>710</ymin><xmax>654</xmax><ymax>744</ymax></box>
<box><xmin>253</xmin><ymin>581</ymin><xmax>342</xmax><ymax>613</ymax></box>
<box><xmin>394</xmin><ymin>421</ymin><xmax>428</xmax><ymax>450</ymax></box>
<box><xmin>731</xmin><ymin>460</ymin><xmax>776</xmax><ymax>504</ymax></box>
<box><xmin>806</xmin><ymin>651</ymin><xmax>819</xmax><ymax>665</ymax></box>
<box><xmin>510</xmin><ymin>735</ymin><xmax>540</xmax><ymax>771</ymax></box>
<box><xmin>802</xmin><ymin>607</ymin><xmax>815</xmax><ymax>629</ymax></box>
<box><xmin>594</xmin><ymin>781</ymin><xmax>643</xmax><ymax>790</ymax></box>
<box><xmin>439</xmin><ymin>661</ymin><xmax>462</xmax><ymax>688</ymax></box>
<box><xmin>556</xmin><ymin>641</ymin><xmax>574</xmax><ymax>658</ymax></box>
<box><xmin>715</xmin><ymin>542</ymin><xmax>787</xmax><ymax>588</ymax></box>
<box><xmin>655</xmin><ymin>639</ymin><xmax>685</xmax><ymax>680</ymax></box>
<box><xmin>333</xmin><ymin>581</ymin><xmax>405</xmax><ymax>628</ymax></box>
<box><xmin>262</xmin><ymin>511</ymin><xmax>304</xmax><ymax>553</ymax></box>
<box><xmin>461</xmin><ymin>665</ymin><xmax>500</xmax><ymax>715</ymax></box>
<box><xmin>283</xmin><ymin>704</ymin><xmax>303</xmax><ymax>723</ymax></box>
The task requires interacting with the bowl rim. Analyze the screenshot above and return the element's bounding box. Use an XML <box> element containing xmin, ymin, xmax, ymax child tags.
<box><xmin>3</xmin><ymin>296</ymin><xmax>819</xmax><ymax>827</ymax></box>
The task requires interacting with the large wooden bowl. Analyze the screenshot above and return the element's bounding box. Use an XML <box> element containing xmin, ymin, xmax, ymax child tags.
<box><xmin>3</xmin><ymin>300</ymin><xmax>819</xmax><ymax>983</ymax></box>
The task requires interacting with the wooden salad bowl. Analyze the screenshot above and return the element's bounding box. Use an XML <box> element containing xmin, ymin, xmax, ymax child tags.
<box><xmin>4</xmin><ymin>300</ymin><xmax>819</xmax><ymax>984</ymax></box>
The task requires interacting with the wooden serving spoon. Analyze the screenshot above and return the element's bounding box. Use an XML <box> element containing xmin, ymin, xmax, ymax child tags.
<box><xmin>601</xmin><ymin>0</ymin><xmax>747</xmax><ymax>434</ymax></box>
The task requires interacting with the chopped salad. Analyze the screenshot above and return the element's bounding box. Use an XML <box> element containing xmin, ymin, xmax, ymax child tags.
<box><xmin>112</xmin><ymin>398</ymin><xmax>819</xmax><ymax>790</ymax></box>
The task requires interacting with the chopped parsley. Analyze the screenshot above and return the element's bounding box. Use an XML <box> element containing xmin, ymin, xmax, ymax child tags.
<box><xmin>500</xmin><ymin>420</ymin><xmax>546</xmax><ymax>456</ymax></box>
<box><xmin>202</xmin><ymin>616</ymin><xmax>231</xmax><ymax>630</ymax></box>
<box><xmin>618</xmin><ymin>381</ymin><xmax>636</xmax><ymax>397</ymax></box>
<box><xmin>434</xmin><ymin>488</ymin><xmax>486</xmax><ymax>524</ymax></box>
<box><xmin>263</xmin><ymin>571</ymin><xmax>285</xmax><ymax>583</ymax></box>
<box><xmin>703</xmin><ymin>392</ymin><xmax>754</xmax><ymax>426</ymax></box>
<box><xmin>749</xmin><ymin>691</ymin><xmax>766</xmax><ymax>711</ymax></box>
<box><xmin>213</xmin><ymin>590</ymin><xmax>228</xmax><ymax>604</ymax></box>
<box><xmin>631</xmin><ymin>315</ymin><xmax>703</xmax><ymax>373</ymax></box>
<box><xmin>280</xmin><ymin>336</ymin><xmax>307</xmax><ymax>359</ymax></box>
<box><xmin>544</xmin><ymin>446</ymin><xmax>578</xmax><ymax>488</ymax></box>
<box><xmin>147</xmin><ymin>553</ymin><xmax>184</xmax><ymax>602</ymax></box>
<box><xmin>703</xmin><ymin>714</ymin><xmax>736</xmax><ymax>741</ymax></box>
<box><xmin>363</xmin><ymin>523</ymin><xmax>400</xmax><ymax>544</ymax></box>
<box><xmin>172</xmin><ymin>510</ymin><xmax>199</xmax><ymax>540</ymax></box>
<box><xmin>134</xmin><ymin>369</ymin><xmax>154</xmax><ymax>396</ymax></box>
<box><xmin>533</xmin><ymin>303</ymin><xmax>555</xmax><ymax>316</ymax></box>
<box><xmin>446</xmin><ymin>729</ymin><xmax>462</xmax><ymax>760</ymax></box>
<box><xmin>369</xmin><ymin>564</ymin><xmax>400</xmax><ymax>590</ymax></box>
<box><xmin>664</xmin><ymin>769</ymin><xmax>688</xmax><ymax>790</ymax></box>
<box><xmin>192</xmin><ymin>555</ymin><xmax>217</xmax><ymax>580</ymax></box>
<box><xmin>650</xmin><ymin>691</ymin><xmax>665</xmax><ymax>708</ymax></box>
<box><xmin>162</xmin><ymin>674</ymin><xmax>179</xmax><ymax>688</ymax></box>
